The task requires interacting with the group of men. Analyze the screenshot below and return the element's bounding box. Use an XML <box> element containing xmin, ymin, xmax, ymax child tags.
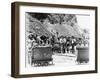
<box><xmin>57</xmin><ymin>36</ymin><xmax>77</xmax><ymax>54</ymax></box>
<box><xmin>28</xmin><ymin>33</ymin><xmax>79</xmax><ymax>54</ymax></box>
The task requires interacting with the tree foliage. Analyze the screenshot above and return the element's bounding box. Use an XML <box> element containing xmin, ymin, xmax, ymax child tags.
<box><xmin>28</xmin><ymin>12</ymin><xmax>77</xmax><ymax>25</ymax></box>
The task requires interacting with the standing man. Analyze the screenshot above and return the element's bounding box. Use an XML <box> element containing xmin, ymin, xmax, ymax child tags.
<box><xmin>60</xmin><ymin>37</ymin><xmax>66</xmax><ymax>54</ymax></box>
<box><xmin>71</xmin><ymin>36</ymin><xmax>76</xmax><ymax>54</ymax></box>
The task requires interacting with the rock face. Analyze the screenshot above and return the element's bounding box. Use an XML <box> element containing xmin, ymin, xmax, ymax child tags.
<box><xmin>26</xmin><ymin>13</ymin><xmax>82</xmax><ymax>37</ymax></box>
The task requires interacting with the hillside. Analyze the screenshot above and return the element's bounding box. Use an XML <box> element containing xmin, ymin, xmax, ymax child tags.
<box><xmin>26</xmin><ymin>13</ymin><xmax>51</xmax><ymax>37</ymax></box>
<box><xmin>26</xmin><ymin>13</ymin><xmax>82</xmax><ymax>38</ymax></box>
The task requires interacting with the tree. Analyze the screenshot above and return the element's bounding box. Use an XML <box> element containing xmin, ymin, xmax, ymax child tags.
<box><xmin>28</xmin><ymin>12</ymin><xmax>77</xmax><ymax>26</ymax></box>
